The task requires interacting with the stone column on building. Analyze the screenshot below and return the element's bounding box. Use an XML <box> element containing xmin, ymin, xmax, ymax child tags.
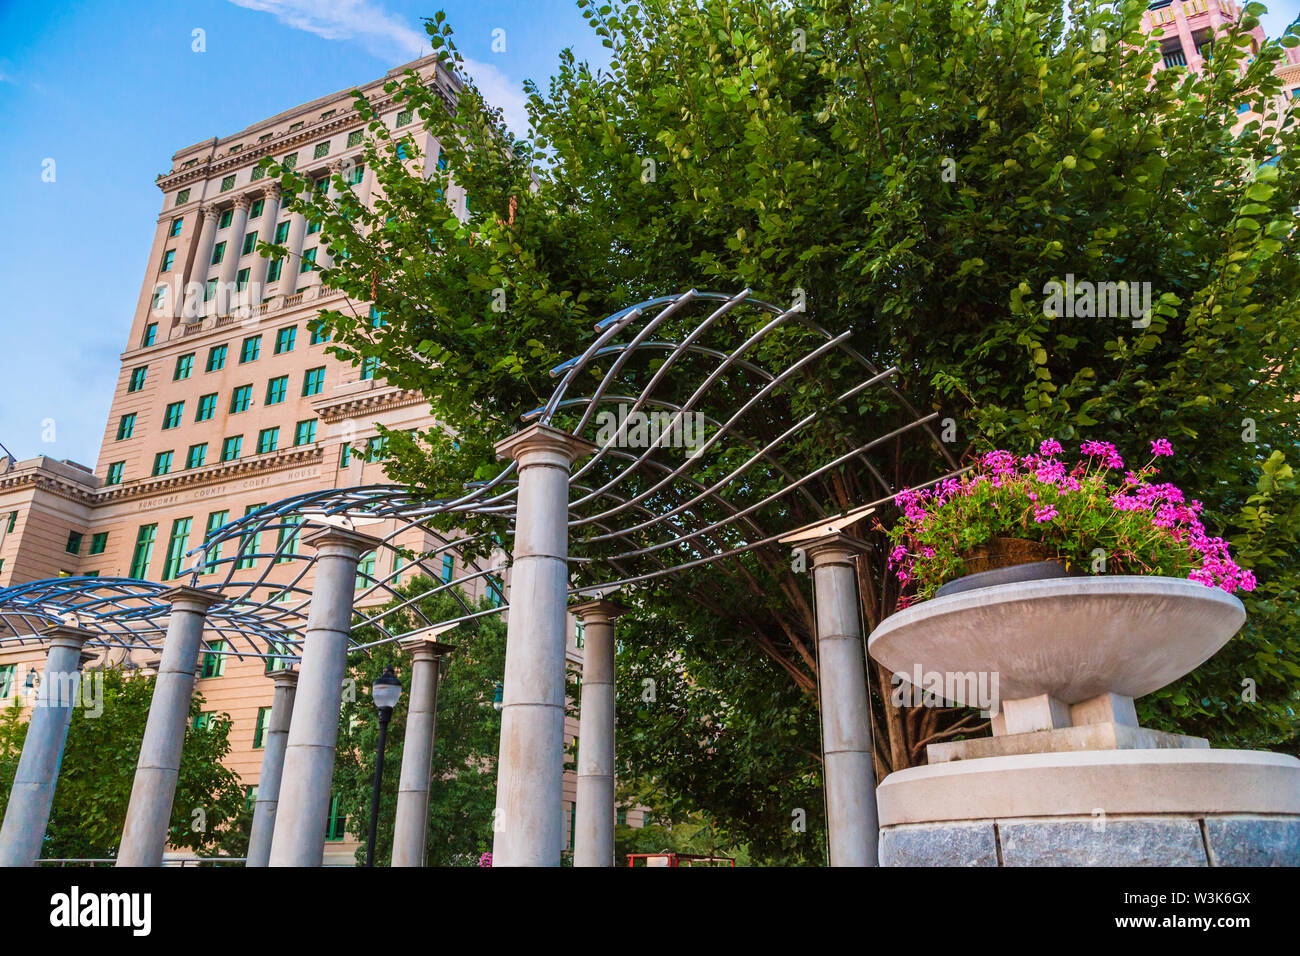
<box><xmin>116</xmin><ymin>586</ymin><xmax>223</xmax><ymax>867</ymax></box>
<box><xmin>281</xmin><ymin>204</ymin><xmax>309</xmax><ymax>293</ymax></box>
<box><xmin>268</xmin><ymin>525</ymin><xmax>380</xmax><ymax>867</ymax></box>
<box><xmin>315</xmin><ymin>160</ymin><xmax>344</xmax><ymax>272</ymax></box>
<box><xmin>184</xmin><ymin>204</ymin><xmax>220</xmax><ymax>321</ymax></box>
<box><xmin>570</xmin><ymin>597</ymin><xmax>626</xmax><ymax>867</ymax></box>
<box><xmin>0</xmin><ymin>627</ymin><xmax>95</xmax><ymax>867</ymax></box>
<box><xmin>390</xmin><ymin>638</ymin><xmax>455</xmax><ymax>867</ymax></box>
<box><xmin>248</xmin><ymin>184</ymin><xmax>282</xmax><ymax>298</ymax></box>
<box><xmin>245</xmin><ymin>667</ymin><xmax>299</xmax><ymax>867</ymax></box>
<box><xmin>806</xmin><ymin>532</ymin><xmax>879</xmax><ymax>867</ymax></box>
<box><xmin>491</xmin><ymin>423</ymin><xmax>595</xmax><ymax>867</ymax></box>
<box><xmin>216</xmin><ymin>194</ymin><xmax>252</xmax><ymax>313</ymax></box>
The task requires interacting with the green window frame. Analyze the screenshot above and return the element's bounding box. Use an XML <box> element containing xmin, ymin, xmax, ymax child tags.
<box><xmin>275</xmin><ymin>515</ymin><xmax>303</xmax><ymax>563</ymax></box>
<box><xmin>65</xmin><ymin>531</ymin><xmax>82</xmax><ymax>555</ymax></box>
<box><xmin>274</xmin><ymin>221</ymin><xmax>290</xmax><ymax>244</ymax></box>
<box><xmin>366</xmin><ymin>436</ymin><xmax>386</xmax><ymax>462</ymax></box>
<box><xmin>440</xmin><ymin>553</ymin><xmax>454</xmax><ymax>584</ymax></box>
<box><xmin>175</xmin><ymin>188</ymin><xmax>190</xmax><ymax>206</ymax></box>
<box><xmin>235</xmin><ymin>503</ymin><xmax>265</xmax><ymax>570</ymax></box>
<box><xmin>293</xmin><ymin>419</ymin><xmax>316</xmax><ymax>446</ymax></box>
<box><xmin>192</xmin><ymin>712</ymin><xmax>213</xmax><ymax>731</ymax></box>
<box><xmin>129</xmin><ymin>523</ymin><xmax>157</xmax><ymax>579</ymax></box>
<box><xmin>240</xmin><ymin>336</ymin><xmax>261</xmax><ymax>363</ymax></box>
<box><xmin>127</xmin><ymin>366</ymin><xmax>147</xmax><ymax>392</ymax></box>
<box><xmin>89</xmin><ymin>532</ymin><xmax>108</xmax><ymax>555</ymax></box>
<box><xmin>186</xmin><ymin>443</ymin><xmax>207</xmax><ymax>469</ymax></box>
<box><xmin>396</xmin><ymin>108</ymin><xmax>412</xmax><ymax>127</ymax></box>
<box><xmin>267</xmin><ymin>258</ymin><xmax>283</xmax><ymax>282</ymax></box>
<box><xmin>200</xmin><ymin>510</ymin><xmax>229</xmax><ymax>574</ymax></box>
<box><xmin>487</xmin><ymin>575</ymin><xmax>504</xmax><ymax>607</ymax></box>
<box><xmin>160</xmin><ymin>249</ymin><xmax>175</xmax><ymax>272</ymax></box>
<box><xmin>0</xmin><ymin>664</ymin><xmax>15</xmax><ymax>698</ymax></box>
<box><xmin>251</xmin><ymin>165</ymin><xmax>266</xmax><ymax>182</ymax></box>
<box><xmin>241</xmin><ymin>230</ymin><xmax>258</xmax><ymax>256</ymax></box>
<box><xmin>339</xmin><ymin>443</ymin><xmax>351</xmax><ymax>468</ymax></box>
<box><xmin>161</xmin><ymin>516</ymin><xmax>192</xmax><ymax>580</ymax></box>
<box><xmin>236</xmin><ymin>268</ymin><xmax>250</xmax><ymax>291</ymax></box>
<box><xmin>253</xmin><ymin>706</ymin><xmax>272</xmax><ymax>748</ymax></box>
<box><xmin>266</xmin><ymin>376</ymin><xmax>288</xmax><ymax>405</ymax></box>
<box><xmin>300</xmin><ymin>248</ymin><xmax>317</xmax><ymax>272</ymax></box>
<box><xmin>302</xmin><ymin>366</ymin><xmax>325</xmax><ymax>396</ymax></box>
<box><xmin>218</xmin><ymin>208</ymin><xmax>233</xmax><ymax>229</ymax></box>
<box><xmin>206</xmin><ymin>344</ymin><xmax>227</xmax><ymax>372</ymax></box>
<box><xmin>116</xmin><ymin>413</ymin><xmax>137</xmax><ymax>440</ymax></box>
<box><xmin>309</xmin><ymin>322</ymin><xmax>330</xmax><ymax>345</ymax></box>
<box><xmin>355</xmin><ymin>551</ymin><xmax>376</xmax><ymax>590</ymax></box>
<box><xmin>199</xmin><ymin>638</ymin><xmax>226</xmax><ymax>678</ymax></box>
<box><xmin>230</xmin><ymin>385</ymin><xmax>252</xmax><ymax>413</ymax></box>
<box><xmin>6</xmin><ymin>511</ymin><xmax>16</xmax><ymax>533</ymax></box>
<box><xmin>313</xmin><ymin>142</ymin><xmax>330</xmax><ymax>159</ymax></box>
<box><xmin>244</xmin><ymin>785</ymin><xmax>258</xmax><ymax>812</ymax></box>
<box><xmin>250</xmin><ymin>198</ymin><xmax>264</xmax><ymax>219</ymax></box>
<box><xmin>195</xmin><ymin>393</ymin><xmax>217</xmax><ymax>422</ymax></box>
<box><xmin>265</xmin><ymin>639</ymin><xmax>292</xmax><ymax>673</ymax></box>
<box><xmin>221</xmin><ymin>436</ymin><xmax>242</xmax><ymax>462</ymax></box>
<box><xmin>282</xmin><ymin>153</ymin><xmax>297</xmax><ymax>171</ymax></box>
<box><xmin>169</xmin><ymin>217</ymin><xmax>184</xmax><ymax>237</ymax></box>
<box><xmin>174</xmin><ymin>353</ymin><xmax>194</xmax><ymax>380</ymax></box>
<box><xmin>345</xmin><ymin>164</ymin><xmax>365</xmax><ymax>186</ymax></box>
<box><xmin>204</xmin><ymin>278</ymin><xmax>218</xmax><ymax>302</ymax></box>
<box><xmin>360</xmin><ymin>356</ymin><xmax>380</xmax><ymax>381</ymax></box>
<box><xmin>106</xmin><ymin>461</ymin><xmax>124</xmax><ymax>485</ymax></box>
<box><xmin>211</xmin><ymin>241</ymin><xmax>226</xmax><ymax>265</ymax></box>
<box><xmin>347</xmin><ymin>130</ymin><xmax>363</xmax><ymax>147</ymax></box>
<box><xmin>256</xmin><ymin>427</ymin><xmax>279</xmax><ymax>454</ymax></box>
<box><xmin>152</xmin><ymin>450</ymin><xmax>173</xmax><ymax>476</ymax></box>
<box><xmin>143</xmin><ymin>323</ymin><xmax>158</xmax><ymax>347</ymax></box>
<box><xmin>274</xmin><ymin>326</ymin><xmax>296</xmax><ymax>354</ymax></box>
<box><xmin>162</xmin><ymin>401</ymin><xmax>184</xmax><ymax>429</ymax></box>
<box><xmin>325</xmin><ymin>793</ymin><xmax>347</xmax><ymax>841</ymax></box>
<box><xmin>220</xmin><ymin>174</ymin><xmax>235</xmax><ymax>192</ymax></box>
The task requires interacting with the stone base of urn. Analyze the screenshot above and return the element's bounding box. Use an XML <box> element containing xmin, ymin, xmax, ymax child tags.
<box><xmin>876</xmin><ymin>748</ymin><xmax>1300</xmax><ymax>866</ymax></box>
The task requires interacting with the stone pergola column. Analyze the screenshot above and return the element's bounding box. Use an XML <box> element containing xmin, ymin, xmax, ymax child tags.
<box><xmin>806</xmin><ymin>532</ymin><xmax>879</xmax><ymax>867</ymax></box>
<box><xmin>491</xmin><ymin>423</ymin><xmax>595</xmax><ymax>867</ymax></box>
<box><xmin>245</xmin><ymin>667</ymin><xmax>299</xmax><ymax>867</ymax></box>
<box><xmin>391</xmin><ymin>638</ymin><xmax>455</xmax><ymax>867</ymax></box>
<box><xmin>0</xmin><ymin>627</ymin><xmax>95</xmax><ymax>867</ymax></box>
<box><xmin>268</xmin><ymin>525</ymin><xmax>379</xmax><ymax>867</ymax></box>
<box><xmin>248</xmin><ymin>184</ymin><xmax>282</xmax><ymax>297</ymax></box>
<box><xmin>117</xmin><ymin>586</ymin><xmax>223</xmax><ymax>867</ymax></box>
<box><xmin>570</xmin><ymin>598</ymin><xmax>626</xmax><ymax>867</ymax></box>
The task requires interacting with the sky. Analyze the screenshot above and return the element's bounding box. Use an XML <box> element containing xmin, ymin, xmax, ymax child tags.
<box><xmin>0</xmin><ymin>0</ymin><xmax>1297</xmax><ymax>468</ymax></box>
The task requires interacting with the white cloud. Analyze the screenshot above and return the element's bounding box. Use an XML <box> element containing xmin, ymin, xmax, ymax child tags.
<box><xmin>461</xmin><ymin>57</ymin><xmax>530</xmax><ymax>137</ymax></box>
<box><xmin>226</xmin><ymin>0</ymin><xmax>427</xmax><ymax>61</ymax></box>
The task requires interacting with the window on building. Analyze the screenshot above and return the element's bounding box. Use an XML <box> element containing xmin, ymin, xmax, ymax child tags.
<box><xmin>163</xmin><ymin>401</ymin><xmax>184</xmax><ymax>429</ymax></box>
<box><xmin>266</xmin><ymin>376</ymin><xmax>288</xmax><ymax>405</ymax></box>
<box><xmin>200</xmin><ymin>510</ymin><xmax>229</xmax><ymax>574</ymax></box>
<box><xmin>194</xmin><ymin>393</ymin><xmax>217</xmax><ymax>422</ymax></box>
<box><xmin>235</xmin><ymin>503</ymin><xmax>265</xmax><ymax>570</ymax></box>
<box><xmin>340</xmin><ymin>443</ymin><xmax>351</xmax><ymax>468</ymax></box>
<box><xmin>204</xmin><ymin>278</ymin><xmax>218</xmax><ymax>302</ymax></box>
<box><xmin>314</xmin><ymin>142</ymin><xmax>330</xmax><ymax>159</ymax></box>
<box><xmin>256</xmin><ymin>427</ymin><xmax>279</xmax><ymax>454</ymax></box>
<box><xmin>229</xmin><ymin>384</ymin><xmax>252</xmax><ymax>414</ymax></box>
<box><xmin>236</xmin><ymin>267</ymin><xmax>250</xmax><ymax>291</ymax></box>
<box><xmin>221</xmin><ymin>435</ymin><xmax>242</xmax><ymax>461</ymax></box>
<box><xmin>206</xmin><ymin>344</ymin><xmax>227</xmax><ymax>372</ymax></box>
<box><xmin>258</xmin><ymin>133</ymin><xmax>273</xmax><ymax>143</ymax></box>
<box><xmin>275</xmin><ymin>515</ymin><xmax>303</xmax><ymax>564</ymax></box>
<box><xmin>293</xmin><ymin>420</ymin><xmax>317</xmax><ymax>446</ymax></box>
<box><xmin>127</xmin><ymin>366</ymin><xmax>147</xmax><ymax>392</ymax></box>
<box><xmin>186</xmin><ymin>443</ymin><xmax>207</xmax><ymax>469</ymax></box>
<box><xmin>282</xmin><ymin>153</ymin><xmax>298</xmax><ymax>171</ymax></box>
<box><xmin>65</xmin><ymin>531</ymin><xmax>82</xmax><ymax>555</ymax></box>
<box><xmin>89</xmin><ymin>532</ymin><xmax>108</xmax><ymax>555</ymax></box>
<box><xmin>106</xmin><ymin>461</ymin><xmax>124</xmax><ymax>485</ymax></box>
<box><xmin>360</xmin><ymin>356</ymin><xmax>381</xmax><ymax>381</ymax></box>
<box><xmin>575</xmin><ymin>620</ymin><xmax>585</xmax><ymax>649</ymax></box>
<box><xmin>253</xmin><ymin>706</ymin><xmax>272</xmax><ymax>749</ymax></box>
<box><xmin>325</xmin><ymin>793</ymin><xmax>347</xmax><ymax>841</ymax></box>
<box><xmin>347</xmin><ymin>130</ymin><xmax>363</xmax><ymax>147</ymax></box>
<box><xmin>345</xmin><ymin>164</ymin><xmax>365</xmax><ymax>186</ymax></box>
<box><xmin>265</xmin><ymin>639</ymin><xmax>292</xmax><ymax>673</ymax></box>
<box><xmin>301</xmin><ymin>248</ymin><xmax>318</xmax><ymax>272</ymax></box>
<box><xmin>129</xmin><ymin>523</ymin><xmax>157</xmax><ymax>579</ymax></box>
<box><xmin>192</xmin><ymin>712</ymin><xmax>213</xmax><ymax>731</ymax></box>
<box><xmin>6</xmin><ymin>512</ymin><xmax>16</xmax><ymax>533</ymax></box>
<box><xmin>366</xmin><ymin>435</ymin><xmax>386</xmax><ymax>462</ymax></box>
<box><xmin>617</xmin><ymin>807</ymin><xmax>628</xmax><ymax>826</ymax></box>
<box><xmin>251</xmin><ymin>165</ymin><xmax>266</xmax><ymax>183</ymax></box>
<box><xmin>250</xmin><ymin>198</ymin><xmax>264</xmax><ymax>219</ymax></box>
<box><xmin>220</xmin><ymin>175</ymin><xmax>236</xmax><ymax>192</ymax></box>
<box><xmin>152</xmin><ymin>450</ymin><xmax>173</xmax><ymax>476</ymax></box>
<box><xmin>244</xmin><ymin>785</ymin><xmax>258</xmax><ymax>812</ymax></box>
<box><xmin>487</xmin><ymin>576</ymin><xmax>504</xmax><ymax>608</ymax></box>
<box><xmin>440</xmin><ymin>553</ymin><xmax>454</xmax><ymax>584</ymax></box>
<box><xmin>174</xmin><ymin>353</ymin><xmax>194</xmax><ymax>380</ymax></box>
<box><xmin>142</xmin><ymin>323</ymin><xmax>158</xmax><ymax>347</ymax></box>
<box><xmin>199</xmin><ymin>638</ymin><xmax>226</xmax><ymax>678</ymax></box>
<box><xmin>241</xmin><ymin>230</ymin><xmax>258</xmax><ymax>256</ymax></box>
<box><xmin>160</xmin><ymin>250</ymin><xmax>176</xmax><ymax>273</ymax></box>
<box><xmin>274</xmin><ymin>220</ymin><xmax>290</xmax><ymax>244</ymax></box>
<box><xmin>355</xmin><ymin>551</ymin><xmax>376</xmax><ymax>590</ymax></box>
<box><xmin>0</xmin><ymin>664</ymin><xmax>15</xmax><ymax>698</ymax></box>
<box><xmin>116</xmin><ymin>413</ymin><xmax>137</xmax><ymax>440</ymax></box>
<box><xmin>151</xmin><ymin>285</ymin><xmax>168</xmax><ymax>312</ymax></box>
<box><xmin>274</xmin><ymin>326</ymin><xmax>296</xmax><ymax>354</ymax></box>
<box><xmin>161</xmin><ymin>516</ymin><xmax>192</xmax><ymax>579</ymax></box>
<box><xmin>396</xmin><ymin>109</ymin><xmax>413</xmax><ymax>127</ymax></box>
<box><xmin>175</xmin><ymin>188</ymin><xmax>190</xmax><ymax>206</ymax></box>
<box><xmin>267</xmin><ymin>258</ymin><xmax>283</xmax><ymax>282</ymax></box>
<box><xmin>302</xmin><ymin>366</ymin><xmax>326</xmax><ymax>396</ymax></box>
<box><xmin>309</xmin><ymin>322</ymin><xmax>330</xmax><ymax>345</ymax></box>
<box><xmin>241</xmin><ymin>336</ymin><xmax>261</xmax><ymax>363</ymax></box>
<box><xmin>169</xmin><ymin>218</ymin><xmax>184</xmax><ymax>238</ymax></box>
<box><xmin>1162</xmin><ymin>46</ymin><xmax>1187</xmax><ymax>69</ymax></box>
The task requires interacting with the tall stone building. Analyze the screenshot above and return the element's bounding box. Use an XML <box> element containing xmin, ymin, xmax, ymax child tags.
<box><xmin>0</xmin><ymin>54</ymin><xmax>600</xmax><ymax>864</ymax></box>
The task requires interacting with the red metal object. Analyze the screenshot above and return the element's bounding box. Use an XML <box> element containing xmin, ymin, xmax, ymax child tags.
<box><xmin>625</xmin><ymin>852</ymin><xmax>735</xmax><ymax>867</ymax></box>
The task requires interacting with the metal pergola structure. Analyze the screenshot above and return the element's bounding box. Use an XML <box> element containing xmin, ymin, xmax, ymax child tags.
<box><xmin>0</xmin><ymin>289</ymin><xmax>960</xmax><ymax>662</ymax></box>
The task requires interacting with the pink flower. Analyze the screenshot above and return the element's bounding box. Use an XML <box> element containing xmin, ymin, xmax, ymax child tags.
<box><xmin>1150</xmin><ymin>438</ymin><xmax>1174</xmax><ymax>457</ymax></box>
<box><xmin>1039</xmin><ymin>439</ymin><xmax>1063</xmax><ymax>456</ymax></box>
<box><xmin>1033</xmin><ymin>504</ymin><xmax>1058</xmax><ymax>523</ymax></box>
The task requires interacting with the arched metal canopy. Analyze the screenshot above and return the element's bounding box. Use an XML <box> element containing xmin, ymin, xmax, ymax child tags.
<box><xmin>0</xmin><ymin>290</ymin><xmax>961</xmax><ymax>660</ymax></box>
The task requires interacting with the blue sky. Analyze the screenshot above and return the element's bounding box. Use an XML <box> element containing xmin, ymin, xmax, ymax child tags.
<box><xmin>0</xmin><ymin>0</ymin><xmax>1297</xmax><ymax>468</ymax></box>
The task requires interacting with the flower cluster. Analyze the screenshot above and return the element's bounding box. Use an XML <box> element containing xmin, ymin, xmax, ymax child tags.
<box><xmin>886</xmin><ymin>439</ymin><xmax>1256</xmax><ymax>601</ymax></box>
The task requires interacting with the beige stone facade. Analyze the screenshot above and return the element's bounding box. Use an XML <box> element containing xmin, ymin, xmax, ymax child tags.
<box><xmin>0</xmin><ymin>54</ymin><xmax>623</xmax><ymax>864</ymax></box>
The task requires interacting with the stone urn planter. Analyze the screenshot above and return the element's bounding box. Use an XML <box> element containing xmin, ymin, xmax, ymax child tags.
<box><xmin>866</xmin><ymin>575</ymin><xmax>1300</xmax><ymax>866</ymax></box>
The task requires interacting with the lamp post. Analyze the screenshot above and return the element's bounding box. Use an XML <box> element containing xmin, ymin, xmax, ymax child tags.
<box><xmin>365</xmin><ymin>665</ymin><xmax>402</xmax><ymax>867</ymax></box>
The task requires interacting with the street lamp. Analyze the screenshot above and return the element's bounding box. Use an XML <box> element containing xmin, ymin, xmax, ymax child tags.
<box><xmin>492</xmin><ymin>682</ymin><xmax>504</xmax><ymax>712</ymax></box>
<box><xmin>365</xmin><ymin>665</ymin><xmax>403</xmax><ymax>867</ymax></box>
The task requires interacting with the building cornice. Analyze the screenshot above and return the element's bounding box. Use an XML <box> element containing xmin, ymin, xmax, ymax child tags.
<box><xmin>93</xmin><ymin>446</ymin><xmax>325</xmax><ymax>506</ymax></box>
<box><xmin>311</xmin><ymin>385</ymin><xmax>426</xmax><ymax>424</ymax></box>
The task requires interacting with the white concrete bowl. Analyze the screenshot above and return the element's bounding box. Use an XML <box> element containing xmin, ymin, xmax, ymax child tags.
<box><xmin>868</xmin><ymin>575</ymin><xmax>1245</xmax><ymax>703</ymax></box>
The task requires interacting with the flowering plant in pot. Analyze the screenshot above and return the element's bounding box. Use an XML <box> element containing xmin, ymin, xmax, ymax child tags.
<box><xmin>886</xmin><ymin>439</ymin><xmax>1257</xmax><ymax>605</ymax></box>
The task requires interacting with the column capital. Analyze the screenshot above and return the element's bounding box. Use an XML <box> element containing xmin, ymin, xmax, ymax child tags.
<box><xmin>569</xmin><ymin>598</ymin><xmax>628</xmax><ymax>624</ymax></box>
<box><xmin>399</xmin><ymin>637</ymin><xmax>457</xmax><ymax>661</ymax></box>
<box><xmin>797</xmin><ymin>531</ymin><xmax>871</xmax><ymax>569</ymax></box>
<box><xmin>262</xmin><ymin>182</ymin><xmax>282</xmax><ymax>201</ymax></box>
<box><xmin>302</xmin><ymin>523</ymin><xmax>382</xmax><ymax>560</ymax></box>
<box><xmin>267</xmin><ymin>667</ymin><xmax>299</xmax><ymax>688</ymax></box>
<box><xmin>199</xmin><ymin>202</ymin><xmax>220</xmax><ymax>219</ymax></box>
<box><xmin>327</xmin><ymin>159</ymin><xmax>345</xmax><ymax>174</ymax></box>
<box><xmin>37</xmin><ymin>625</ymin><xmax>96</xmax><ymax>651</ymax></box>
<box><xmin>233</xmin><ymin>194</ymin><xmax>253</xmax><ymax>211</ymax></box>
<box><xmin>160</xmin><ymin>585</ymin><xmax>224</xmax><ymax>612</ymax></box>
<box><xmin>494</xmin><ymin>423</ymin><xmax>596</xmax><ymax>466</ymax></box>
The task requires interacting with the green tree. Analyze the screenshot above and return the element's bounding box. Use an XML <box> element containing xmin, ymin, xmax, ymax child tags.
<box><xmin>332</xmin><ymin>579</ymin><xmax>505</xmax><ymax>865</ymax></box>
<box><xmin>0</xmin><ymin>667</ymin><xmax>249</xmax><ymax>860</ymax></box>
<box><xmin>271</xmin><ymin>0</ymin><xmax>1300</xmax><ymax>859</ymax></box>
